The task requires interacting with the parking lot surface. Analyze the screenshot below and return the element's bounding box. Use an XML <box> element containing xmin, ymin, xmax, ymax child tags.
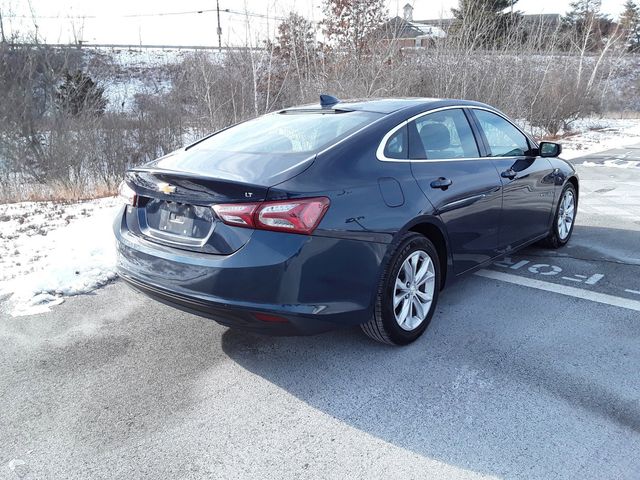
<box><xmin>1</xmin><ymin>146</ymin><xmax>639</xmax><ymax>480</ymax></box>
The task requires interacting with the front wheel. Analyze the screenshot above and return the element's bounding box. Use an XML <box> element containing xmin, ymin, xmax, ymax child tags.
<box><xmin>541</xmin><ymin>183</ymin><xmax>577</xmax><ymax>249</ymax></box>
<box><xmin>361</xmin><ymin>233</ymin><xmax>440</xmax><ymax>346</ymax></box>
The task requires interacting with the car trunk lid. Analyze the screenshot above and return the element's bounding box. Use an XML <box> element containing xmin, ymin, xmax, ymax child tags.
<box><xmin>125</xmin><ymin>149</ymin><xmax>314</xmax><ymax>254</ymax></box>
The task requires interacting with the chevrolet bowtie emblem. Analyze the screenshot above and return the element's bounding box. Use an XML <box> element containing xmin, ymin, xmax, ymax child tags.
<box><xmin>158</xmin><ymin>182</ymin><xmax>177</xmax><ymax>194</ymax></box>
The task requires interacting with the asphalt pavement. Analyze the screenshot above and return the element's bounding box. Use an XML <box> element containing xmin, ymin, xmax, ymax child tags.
<box><xmin>1</xmin><ymin>145</ymin><xmax>639</xmax><ymax>480</ymax></box>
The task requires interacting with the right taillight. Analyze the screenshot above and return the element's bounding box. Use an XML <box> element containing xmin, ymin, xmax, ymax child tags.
<box><xmin>213</xmin><ymin>197</ymin><xmax>329</xmax><ymax>235</ymax></box>
<box><xmin>256</xmin><ymin>197</ymin><xmax>330</xmax><ymax>234</ymax></box>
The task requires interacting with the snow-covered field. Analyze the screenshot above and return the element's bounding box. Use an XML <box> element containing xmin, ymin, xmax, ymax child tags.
<box><xmin>0</xmin><ymin>117</ymin><xmax>639</xmax><ymax>317</ymax></box>
<box><xmin>559</xmin><ymin>117</ymin><xmax>640</xmax><ymax>159</ymax></box>
<box><xmin>85</xmin><ymin>47</ymin><xmax>221</xmax><ymax>111</ymax></box>
<box><xmin>0</xmin><ymin>198</ymin><xmax>121</xmax><ymax>316</ymax></box>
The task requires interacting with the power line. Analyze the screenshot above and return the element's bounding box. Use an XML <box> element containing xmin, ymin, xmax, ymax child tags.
<box><xmin>4</xmin><ymin>7</ymin><xmax>288</xmax><ymax>21</ymax></box>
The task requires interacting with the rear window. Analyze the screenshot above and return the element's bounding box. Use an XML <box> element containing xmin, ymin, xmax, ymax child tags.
<box><xmin>191</xmin><ymin>110</ymin><xmax>382</xmax><ymax>155</ymax></box>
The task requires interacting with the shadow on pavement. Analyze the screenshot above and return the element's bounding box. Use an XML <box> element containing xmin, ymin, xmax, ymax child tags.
<box><xmin>221</xmin><ymin>224</ymin><xmax>640</xmax><ymax>478</ymax></box>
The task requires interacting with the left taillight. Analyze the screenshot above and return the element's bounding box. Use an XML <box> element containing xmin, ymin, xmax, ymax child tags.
<box><xmin>212</xmin><ymin>203</ymin><xmax>258</xmax><ymax>227</ymax></box>
<box><xmin>118</xmin><ymin>181</ymin><xmax>138</xmax><ymax>207</ymax></box>
<box><xmin>213</xmin><ymin>197</ymin><xmax>330</xmax><ymax>235</ymax></box>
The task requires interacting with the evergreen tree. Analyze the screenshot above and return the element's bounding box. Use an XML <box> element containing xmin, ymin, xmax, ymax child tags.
<box><xmin>451</xmin><ymin>0</ymin><xmax>518</xmax><ymax>20</ymax></box>
<box><xmin>620</xmin><ymin>0</ymin><xmax>640</xmax><ymax>51</ymax></box>
<box><xmin>321</xmin><ymin>0</ymin><xmax>388</xmax><ymax>57</ymax></box>
<box><xmin>563</xmin><ymin>0</ymin><xmax>603</xmax><ymax>27</ymax></box>
<box><xmin>55</xmin><ymin>70</ymin><xmax>107</xmax><ymax>117</ymax></box>
<box><xmin>563</xmin><ymin>0</ymin><xmax>614</xmax><ymax>49</ymax></box>
<box><xmin>451</xmin><ymin>0</ymin><xmax>521</xmax><ymax>46</ymax></box>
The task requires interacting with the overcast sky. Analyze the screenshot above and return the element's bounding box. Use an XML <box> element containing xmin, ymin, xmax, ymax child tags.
<box><xmin>0</xmin><ymin>0</ymin><xmax>627</xmax><ymax>46</ymax></box>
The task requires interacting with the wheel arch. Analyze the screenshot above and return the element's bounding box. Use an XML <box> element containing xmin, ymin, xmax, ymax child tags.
<box><xmin>395</xmin><ymin>217</ymin><xmax>452</xmax><ymax>289</ymax></box>
<box><xmin>567</xmin><ymin>175</ymin><xmax>579</xmax><ymax>199</ymax></box>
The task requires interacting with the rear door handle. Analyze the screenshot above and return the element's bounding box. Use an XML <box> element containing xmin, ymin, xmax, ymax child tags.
<box><xmin>501</xmin><ymin>168</ymin><xmax>517</xmax><ymax>179</ymax></box>
<box><xmin>430</xmin><ymin>177</ymin><xmax>452</xmax><ymax>190</ymax></box>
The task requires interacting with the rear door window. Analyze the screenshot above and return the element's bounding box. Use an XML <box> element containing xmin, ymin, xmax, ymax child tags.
<box><xmin>409</xmin><ymin>109</ymin><xmax>479</xmax><ymax>160</ymax></box>
<box><xmin>383</xmin><ymin>125</ymin><xmax>408</xmax><ymax>159</ymax></box>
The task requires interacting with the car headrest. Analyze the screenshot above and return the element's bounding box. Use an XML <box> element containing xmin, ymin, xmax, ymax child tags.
<box><xmin>419</xmin><ymin>122</ymin><xmax>450</xmax><ymax>150</ymax></box>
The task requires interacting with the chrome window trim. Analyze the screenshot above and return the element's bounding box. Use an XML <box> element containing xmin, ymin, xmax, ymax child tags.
<box><xmin>376</xmin><ymin>105</ymin><xmax>538</xmax><ymax>163</ymax></box>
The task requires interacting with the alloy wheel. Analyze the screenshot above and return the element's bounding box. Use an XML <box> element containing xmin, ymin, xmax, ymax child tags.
<box><xmin>557</xmin><ymin>190</ymin><xmax>575</xmax><ymax>240</ymax></box>
<box><xmin>393</xmin><ymin>250</ymin><xmax>436</xmax><ymax>331</ymax></box>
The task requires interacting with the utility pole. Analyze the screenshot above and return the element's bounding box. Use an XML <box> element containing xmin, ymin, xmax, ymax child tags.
<box><xmin>216</xmin><ymin>0</ymin><xmax>222</xmax><ymax>52</ymax></box>
<box><xmin>0</xmin><ymin>8</ymin><xmax>6</xmax><ymax>43</ymax></box>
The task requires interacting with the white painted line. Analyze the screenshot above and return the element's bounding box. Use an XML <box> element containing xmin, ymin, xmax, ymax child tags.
<box><xmin>510</xmin><ymin>260</ymin><xmax>529</xmax><ymax>270</ymax></box>
<box><xmin>585</xmin><ymin>274</ymin><xmax>604</xmax><ymax>285</ymax></box>
<box><xmin>561</xmin><ymin>276</ymin><xmax>581</xmax><ymax>282</ymax></box>
<box><xmin>475</xmin><ymin>269</ymin><xmax>640</xmax><ymax>312</ymax></box>
<box><xmin>625</xmin><ymin>289</ymin><xmax>640</xmax><ymax>296</ymax></box>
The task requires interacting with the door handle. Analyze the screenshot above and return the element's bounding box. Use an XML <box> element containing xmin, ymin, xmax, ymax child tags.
<box><xmin>501</xmin><ymin>168</ymin><xmax>517</xmax><ymax>179</ymax></box>
<box><xmin>430</xmin><ymin>177</ymin><xmax>452</xmax><ymax>190</ymax></box>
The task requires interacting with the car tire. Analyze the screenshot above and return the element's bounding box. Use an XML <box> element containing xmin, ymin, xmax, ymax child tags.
<box><xmin>361</xmin><ymin>233</ymin><xmax>440</xmax><ymax>346</ymax></box>
<box><xmin>540</xmin><ymin>183</ymin><xmax>577</xmax><ymax>249</ymax></box>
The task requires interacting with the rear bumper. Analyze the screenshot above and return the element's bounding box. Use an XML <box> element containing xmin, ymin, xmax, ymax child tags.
<box><xmin>114</xmin><ymin>207</ymin><xmax>388</xmax><ymax>335</ymax></box>
<box><xmin>119</xmin><ymin>273</ymin><xmax>335</xmax><ymax>335</ymax></box>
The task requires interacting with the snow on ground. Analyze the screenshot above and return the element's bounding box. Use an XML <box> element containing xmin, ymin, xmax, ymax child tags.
<box><xmin>0</xmin><ymin>197</ymin><xmax>121</xmax><ymax>316</ymax></box>
<box><xmin>559</xmin><ymin>117</ymin><xmax>640</xmax><ymax>159</ymax></box>
<box><xmin>581</xmin><ymin>159</ymin><xmax>640</xmax><ymax>169</ymax></box>
<box><xmin>84</xmin><ymin>47</ymin><xmax>221</xmax><ymax>112</ymax></box>
<box><xmin>93</xmin><ymin>46</ymin><xmax>216</xmax><ymax>69</ymax></box>
<box><xmin>103</xmin><ymin>77</ymin><xmax>173</xmax><ymax>112</ymax></box>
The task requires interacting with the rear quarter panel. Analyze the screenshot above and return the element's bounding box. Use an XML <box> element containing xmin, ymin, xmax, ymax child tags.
<box><xmin>267</xmin><ymin>114</ymin><xmax>438</xmax><ymax>244</ymax></box>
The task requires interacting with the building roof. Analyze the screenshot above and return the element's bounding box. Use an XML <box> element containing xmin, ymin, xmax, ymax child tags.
<box><xmin>376</xmin><ymin>17</ymin><xmax>447</xmax><ymax>40</ymax></box>
<box><xmin>418</xmin><ymin>13</ymin><xmax>562</xmax><ymax>29</ymax></box>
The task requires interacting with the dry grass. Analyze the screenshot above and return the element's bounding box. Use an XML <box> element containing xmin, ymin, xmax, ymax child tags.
<box><xmin>0</xmin><ymin>178</ymin><xmax>117</xmax><ymax>204</ymax></box>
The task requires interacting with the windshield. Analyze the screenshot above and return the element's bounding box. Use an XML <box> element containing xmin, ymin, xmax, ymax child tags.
<box><xmin>190</xmin><ymin>110</ymin><xmax>383</xmax><ymax>155</ymax></box>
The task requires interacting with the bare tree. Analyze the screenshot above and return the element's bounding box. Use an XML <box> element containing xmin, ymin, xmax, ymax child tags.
<box><xmin>322</xmin><ymin>0</ymin><xmax>388</xmax><ymax>59</ymax></box>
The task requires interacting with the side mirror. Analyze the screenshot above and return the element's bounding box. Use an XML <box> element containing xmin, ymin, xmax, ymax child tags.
<box><xmin>539</xmin><ymin>141</ymin><xmax>562</xmax><ymax>158</ymax></box>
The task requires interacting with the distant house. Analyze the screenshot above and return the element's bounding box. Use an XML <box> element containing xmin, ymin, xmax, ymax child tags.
<box><xmin>518</xmin><ymin>13</ymin><xmax>562</xmax><ymax>32</ymax></box>
<box><xmin>375</xmin><ymin>4</ymin><xmax>447</xmax><ymax>49</ymax></box>
<box><xmin>375</xmin><ymin>5</ymin><xmax>561</xmax><ymax>49</ymax></box>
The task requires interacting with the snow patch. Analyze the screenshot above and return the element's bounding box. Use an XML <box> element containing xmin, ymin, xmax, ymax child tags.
<box><xmin>5</xmin><ymin>458</ymin><xmax>28</xmax><ymax>477</ymax></box>
<box><xmin>559</xmin><ymin>118</ymin><xmax>640</xmax><ymax>159</ymax></box>
<box><xmin>0</xmin><ymin>197</ymin><xmax>121</xmax><ymax>316</ymax></box>
<box><xmin>582</xmin><ymin>160</ymin><xmax>640</xmax><ymax>169</ymax></box>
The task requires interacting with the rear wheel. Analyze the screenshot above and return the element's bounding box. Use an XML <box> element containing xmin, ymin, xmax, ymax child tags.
<box><xmin>361</xmin><ymin>233</ymin><xmax>440</xmax><ymax>345</ymax></box>
<box><xmin>541</xmin><ymin>183</ymin><xmax>577</xmax><ymax>249</ymax></box>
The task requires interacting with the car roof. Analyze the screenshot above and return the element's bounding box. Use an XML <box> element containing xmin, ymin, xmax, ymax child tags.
<box><xmin>281</xmin><ymin>98</ymin><xmax>494</xmax><ymax>115</ymax></box>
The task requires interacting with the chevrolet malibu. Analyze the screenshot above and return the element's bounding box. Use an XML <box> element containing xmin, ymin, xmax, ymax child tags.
<box><xmin>114</xmin><ymin>96</ymin><xmax>577</xmax><ymax>345</ymax></box>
